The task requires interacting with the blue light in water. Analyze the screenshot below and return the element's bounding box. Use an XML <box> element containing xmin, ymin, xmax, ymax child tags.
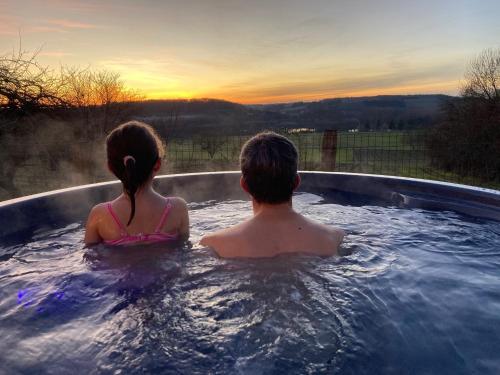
<box><xmin>53</xmin><ymin>291</ymin><xmax>65</xmax><ymax>300</ymax></box>
<box><xmin>17</xmin><ymin>289</ymin><xmax>26</xmax><ymax>304</ymax></box>
<box><xmin>17</xmin><ymin>288</ymin><xmax>36</xmax><ymax>307</ymax></box>
<box><xmin>16</xmin><ymin>288</ymin><xmax>65</xmax><ymax>311</ymax></box>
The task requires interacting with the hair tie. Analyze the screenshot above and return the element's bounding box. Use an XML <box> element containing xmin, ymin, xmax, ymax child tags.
<box><xmin>123</xmin><ymin>155</ymin><xmax>136</xmax><ymax>166</ymax></box>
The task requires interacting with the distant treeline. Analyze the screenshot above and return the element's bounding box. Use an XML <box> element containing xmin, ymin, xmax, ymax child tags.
<box><xmin>133</xmin><ymin>94</ymin><xmax>448</xmax><ymax>139</ymax></box>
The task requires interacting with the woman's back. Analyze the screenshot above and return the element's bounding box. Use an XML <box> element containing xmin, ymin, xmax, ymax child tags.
<box><xmin>86</xmin><ymin>192</ymin><xmax>189</xmax><ymax>245</ymax></box>
<box><xmin>107</xmin><ymin>195</ymin><xmax>186</xmax><ymax>245</ymax></box>
<box><xmin>84</xmin><ymin>121</ymin><xmax>189</xmax><ymax>246</ymax></box>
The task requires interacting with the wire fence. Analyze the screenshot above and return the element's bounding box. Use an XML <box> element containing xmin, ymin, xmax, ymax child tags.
<box><xmin>163</xmin><ymin>130</ymin><xmax>499</xmax><ymax>190</ymax></box>
<box><xmin>2</xmin><ymin>129</ymin><xmax>498</xmax><ymax>201</ymax></box>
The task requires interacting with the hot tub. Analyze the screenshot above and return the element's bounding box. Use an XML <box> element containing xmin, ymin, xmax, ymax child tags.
<box><xmin>2</xmin><ymin>171</ymin><xmax>499</xmax><ymax>241</ymax></box>
<box><xmin>1</xmin><ymin>172</ymin><xmax>499</xmax><ymax>374</ymax></box>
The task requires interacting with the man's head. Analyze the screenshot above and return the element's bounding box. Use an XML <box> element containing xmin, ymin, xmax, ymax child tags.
<box><xmin>240</xmin><ymin>132</ymin><xmax>299</xmax><ymax>204</ymax></box>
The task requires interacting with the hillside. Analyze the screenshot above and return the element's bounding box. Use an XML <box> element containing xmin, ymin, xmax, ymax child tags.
<box><xmin>133</xmin><ymin>95</ymin><xmax>452</xmax><ymax>136</ymax></box>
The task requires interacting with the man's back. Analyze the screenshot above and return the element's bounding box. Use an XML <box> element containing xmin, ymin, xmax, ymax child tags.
<box><xmin>201</xmin><ymin>209</ymin><xmax>344</xmax><ymax>258</ymax></box>
<box><xmin>200</xmin><ymin>132</ymin><xmax>345</xmax><ymax>258</ymax></box>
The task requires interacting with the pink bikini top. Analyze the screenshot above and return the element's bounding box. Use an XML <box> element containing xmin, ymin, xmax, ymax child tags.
<box><xmin>104</xmin><ymin>199</ymin><xmax>178</xmax><ymax>246</ymax></box>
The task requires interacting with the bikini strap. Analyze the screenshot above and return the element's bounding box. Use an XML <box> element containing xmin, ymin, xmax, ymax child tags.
<box><xmin>107</xmin><ymin>203</ymin><xmax>128</xmax><ymax>236</ymax></box>
<box><xmin>154</xmin><ymin>198</ymin><xmax>172</xmax><ymax>233</ymax></box>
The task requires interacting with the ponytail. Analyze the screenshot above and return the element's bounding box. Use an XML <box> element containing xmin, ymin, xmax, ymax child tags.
<box><xmin>106</xmin><ymin>121</ymin><xmax>166</xmax><ymax>227</ymax></box>
<box><xmin>123</xmin><ymin>155</ymin><xmax>138</xmax><ymax>226</ymax></box>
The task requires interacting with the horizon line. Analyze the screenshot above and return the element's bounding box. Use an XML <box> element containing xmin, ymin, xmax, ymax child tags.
<box><xmin>137</xmin><ymin>92</ymin><xmax>454</xmax><ymax>106</ymax></box>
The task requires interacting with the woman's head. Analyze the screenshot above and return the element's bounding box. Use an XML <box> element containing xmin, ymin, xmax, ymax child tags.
<box><xmin>106</xmin><ymin>121</ymin><xmax>165</xmax><ymax>225</ymax></box>
<box><xmin>240</xmin><ymin>132</ymin><xmax>299</xmax><ymax>204</ymax></box>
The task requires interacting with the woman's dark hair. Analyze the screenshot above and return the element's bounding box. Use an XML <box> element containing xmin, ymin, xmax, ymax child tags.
<box><xmin>240</xmin><ymin>132</ymin><xmax>299</xmax><ymax>204</ymax></box>
<box><xmin>106</xmin><ymin>121</ymin><xmax>165</xmax><ymax>225</ymax></box>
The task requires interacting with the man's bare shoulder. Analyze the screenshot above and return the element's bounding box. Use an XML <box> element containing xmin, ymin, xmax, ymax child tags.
<box><xmin>317</xmin><ymin>222</ymin><xmax>345</xmax><ymax>246</ymax></box>
<box><xmin>326</xmin><ymin>225</ymin><xmax>346</xmax><ymax>240</ymax></box>
<box><xmin>299</xmin><ymin>216</ymin><xmax>345</xmax><ymax>253</ymax></box>
<box><xmin>302</xmin><ymin>215</ymin><xmax>344</xmax><ymax>234</ymax></box>
<box><xmin>200</xmin><ymin>221</ymin><xmax>249</xmax><ymax>257</ymax></box>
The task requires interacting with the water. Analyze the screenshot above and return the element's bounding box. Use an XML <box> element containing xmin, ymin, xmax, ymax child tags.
<box><xmin>1</xmin><ymin>192</ymin><xmax>499</xmax><ymax>374</ymax></box>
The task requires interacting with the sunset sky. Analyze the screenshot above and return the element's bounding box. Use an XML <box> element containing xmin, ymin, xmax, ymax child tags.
<box><xmin>1</xmin><ymin>0</ymin><xmax>499</xmax><ymax>104</ymax></box>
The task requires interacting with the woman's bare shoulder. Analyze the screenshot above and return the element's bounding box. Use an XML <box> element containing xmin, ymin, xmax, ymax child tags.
<box><xmin>167</xmin><ymin>196</ymin><xmax>188</xmax><ymax>209</ymax></box>
<box><xmin>84</xmin><ymin>202</ymin><xmax>110</xmax><ymax>245</ymax></box>
<box><xmin>88</xmin><ymin>202</ymin><xmax>109</xmax><ymax>218</ymax></box>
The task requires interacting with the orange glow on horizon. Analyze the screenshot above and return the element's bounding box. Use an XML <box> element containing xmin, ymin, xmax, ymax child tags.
<box><xmin>146</xmin><ymin>90</ymin><xmax>195</xmax><ymax>100</ymax></box>
<box><xmin>138</xmin><ymin>79</ymin><xmax>459</xmax><ymax>105</ymax></box>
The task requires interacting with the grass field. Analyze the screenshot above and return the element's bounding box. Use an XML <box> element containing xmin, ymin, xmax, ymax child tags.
<box><xmin>163</xmin><ymin>131</ymin><xmax>499</xmax><ymax>190</ymax></box>
<box><xmin>1</xmin><ymin>130</ymin><xmax>498</xmax><ymax>200</ymax></box>
<box><xmin>164</xmin><ymin>131</ymin><xmax>419</xmax><ymax>170</ymax></box>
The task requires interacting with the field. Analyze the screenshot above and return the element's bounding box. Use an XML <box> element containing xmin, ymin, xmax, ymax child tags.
<box><xmin>164</xmin><ymin>131</ymin><xmax>409</xmax><ymax>169</ymax></box>
<box><xmin>162</xmin><ymin>131</ymin><xmax>499</xmax><ymax>189</ymax></box>
<box><xmin>1</xmin><ymin>130</ymin><xmax>498</xmax><ymax>201</ymax></box>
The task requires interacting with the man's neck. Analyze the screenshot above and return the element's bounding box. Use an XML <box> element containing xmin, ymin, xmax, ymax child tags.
<box><xmin>252</xmin><ymin>199</ymin><xmax>294</xmax><ymax>216</ymax></box>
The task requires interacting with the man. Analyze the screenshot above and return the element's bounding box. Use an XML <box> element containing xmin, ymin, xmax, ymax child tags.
<box><xmin>201</xmin><ymin>132</ymin><xmax>344</xmax><ymax>258</ymax></box>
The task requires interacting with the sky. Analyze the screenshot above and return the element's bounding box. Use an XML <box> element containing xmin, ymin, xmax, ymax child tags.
<box><xmin>1</xmin><ymin>0</ymin><xmax>500</xmax><ymax>104</ymax></box>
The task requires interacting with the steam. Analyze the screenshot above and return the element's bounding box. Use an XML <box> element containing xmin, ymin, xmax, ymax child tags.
<box><xmin>0</xmin><ymin>118</ymin><xmax>112</xmax><ymax>200</ymax></box>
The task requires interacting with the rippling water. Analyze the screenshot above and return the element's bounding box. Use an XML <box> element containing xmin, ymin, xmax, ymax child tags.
<box><xmin>1</xmin><ymin>192</ymin><xmax>500</xmax><ymax>374</ymax></box>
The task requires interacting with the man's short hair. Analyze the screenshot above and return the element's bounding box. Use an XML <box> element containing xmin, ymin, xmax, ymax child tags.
<box><xmin>240</xmin><ymin>132</ymin><xmax>299</xmax><ymax>204</ymax></box>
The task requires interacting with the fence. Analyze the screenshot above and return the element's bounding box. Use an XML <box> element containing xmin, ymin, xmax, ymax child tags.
<box><xmin>2</xmin><ymin>130</ymin><xmax>498</xmax><ymax>200</ymax></box>
<box><xmin>163</xmin><ymin>130</ymin><xmax>499</xmax><ymax>190</ymax></box>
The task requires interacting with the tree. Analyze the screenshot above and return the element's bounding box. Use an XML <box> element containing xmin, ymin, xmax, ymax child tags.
<box><xmin>197</xmin><ymin>136</ymin><xmax>227</xmax><ymax>159</ymax></box>
<box><xmin>461</xmin><ymin>48</ymin><xmax>500</xmax><ymax>105</ymax></box>
<box><xmin>60</xmin><ymin>67</ymin><xmax>143</xmax><ymax>139</ymax></box>
<box><xmin>0</xmin><ymin>47</ymin><xmax>68</xmax><ymax>197</ymax></box>
<box><xmin>0</xmin><ymin>45</ymin><xmax>143</xmax><ymax>198</ymax></box>
<box><xmin>0</xmin><ymin>49</ymin><xmax>66</xmax><ymax>131</ymax></box>
<box><xmin>429</xmin><ymin>48</ymin><xmax>500</xmax><ymax>182</ymax></box>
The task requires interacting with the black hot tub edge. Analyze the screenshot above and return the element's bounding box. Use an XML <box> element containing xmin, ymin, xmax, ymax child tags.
<box><xmin>1</xmin><ymin>171</ymin><xmax>499</xmax><ymax>242</ymax></box>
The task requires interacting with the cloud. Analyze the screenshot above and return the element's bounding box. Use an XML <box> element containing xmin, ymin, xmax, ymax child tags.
<box><xmin>0</xmin><ymin>14</ymin><xmax>17</xmax><ymax>35</ymax></box>
<box><xmin>46</xmin><ymin>19</ymin><xmax>100</xmax><ymax>30</ymax></box>
<box><xmin>42</xmin><ymin>0</ymin><xmax>110</xmax><ymax>13</ymax></box>
<box><xmin>97</xmin><ymin>58</ymin><xmax>181</xmax><ymax>88</ymax></box>
<box><xmin>39</xmin><ymin>50</ymin><xmax>74</xmax><ymax>57</ymax></box>
<box><xmin>27</xmin><ymin>26</ymin><xmax>68</xmax><ymax>34</ymax></box>
<box><xmin>0</xmin><ymin>25</ymin><xmax>16</xmax><ymax>36</ymax></box>
<box><xmin>98</xmin><ymin>57</ymin><xmax>196</xmax><ymax>81</ymax></box>
<box><xmin>296</xmin><ymin>16</ymin><xmax>333</xmax><ymax>29</ymax></box>
<box><xmin>29</xmin><ymin>18</ymin><xmax>101</xmax><ymax>34</ymax></box>
<box><xmin>207</xmin><ymin>62</ymin><xmax>462</xmax><ymax>103</ymax></box>
<box><xmin>0</xmin><ymin>15</ymin><xmax>100</xmax><ymax>36</ymax></box>
<box><xmin>98</xmin><ymin>58</ymin><xmax>173</xmax><ymax>76</ymax></box>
